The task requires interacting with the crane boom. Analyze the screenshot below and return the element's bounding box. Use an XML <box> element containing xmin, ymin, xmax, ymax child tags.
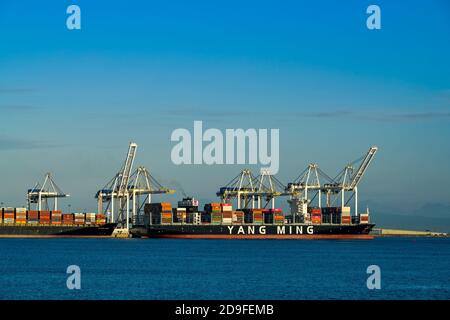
<box><xmin>117</xmin><ymin>143</ymin><xmax>138</xmax><ymax>197</ymax></box>
<box><xmin>347</xmin><ymin>146</ymin><xmax>378</xmax><ymax>191</ymax></box>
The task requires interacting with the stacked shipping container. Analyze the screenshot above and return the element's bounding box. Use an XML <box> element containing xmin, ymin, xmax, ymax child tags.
<box><xmin>85</xmin><ymin>213</ymin><xmax>96</xmax><ymax>225</ymax></box>
<box><xmin>95</xmin><ymin>213</ymin><xmax>106</xmax><ymax>225</ymax></box>
<box><xmin>28</xmin><ymin>210</ymin><xmax>39</xmax><ymax>224</ymax></box>
<box><xmin>232</xmin><ymin>211</ymin><xmax>244</xmax><ymax>224</ymax></box>
<box><xmin>272</xmin><ymin>208</ymin><xmax>284</xmax><ymax>225</ymax></box>
<box><xmin>221</xmin><ymin>203</ymin><xmax>232</xmax><ymax>224</ymax></box>
<box><xmin>145</xmin><ymin>202</ymin><xmax>173</xmax><ymax>225</ymax></box>
<box><xmin>208</xmin><ymin>203</ymin><xmax>222</xmax><ymax>225</ymax></box>
<box><xmin>263</xmin><ymin>209</ymin><xmax>284</xmax><ymax>224</ymax></box>
<box><xmin>160</xmin><ymin>203</ymin><xmax>173</xmax><ymax>225</ymax></box>
<box><xmin>63</xmin><ymin>213</ymin><xmax>74</xmax><ymax>224</ymax></box>
<box><xmin>0</xmin><ymin>209</ymin><xmax>106</xmax><ymax>226</ymax></box>
<box><xmin>3</xmin><ymin>208</ymin><xmax>15</xmax><ymax>224</ymax></box>
<box><xmin>39</xmin><ymin>211</ymin><xmax>51</xmax><ymax>224</ymax></box>
<box><xmin>360</xmin><ymin>213</ymin><xmax>369</xmax><ymax>224</ymax></box>
<box><xmin>74</xmin><ymin>213</ymin><xmax>85</xmax><ymax>225</ymax></box>
<box><xmin>252</xmin><ymin>209</ymin><xmax>263</xmax><ymax>225</ymax></box>
<box><xmin>341</xmin><ymin>206</ymin><xmax>351</xmax><ymax>225</ymax></box>
<box><xmin>15</xmin><ymin>208</ymin><xmax>27</xmax><ymax>224</ymax></box>
<box><xmin>309</xmin><ymin>207</ymin><xmax>322</xmax><ymax>224</ymax></box>
<box><xmin>51</xmin><ymin>211</ymin><xmax>62</xmax><ymax>225</ymax></box>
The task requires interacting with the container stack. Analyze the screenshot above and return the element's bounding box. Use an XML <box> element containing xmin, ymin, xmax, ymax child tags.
<box><xmin>321</xmin><ymin>207</ymin><xmax>331</xmax><ymax>223</ymax></box>
<box><xmin>85</xmin><ymin>213</ymin><xmax>96</xmax><ymax>225</ymax></box>
<box><xmin>51</xmin><ymin>210</ymin><xmax>62</xmax><ymax>225</ymax></box>
<box><xmin>272</xmin><ymin>208</ymin><xmax>284</xmax><ymax>225</ymax></box>
<box><xmin>95</xmin><ymin>213</ymin><xmax>106</xmax><ymax>225</ymax></box>
<box><xmin>0</xmin><ymin>208</ymin><xmax>2</xmax><ymax>223</ymax></box>
<box><xmin>221</xmin><ymin>203</ymin><xmax>232</xmax><ymax>224</ymax></box>
<box><xmin>207</xmin><ymin>203</ymin><xmax>222</xmax><ymax>225</ymax></box>
<box><xmin>341</xmin><ymin>206</ymin><xmax>351</xmax><ymax>225</ymax></box>
<box><xmin>160</xmin><ymin>203</ymin><xmax>173</xmax><ymax>225</ymax></box>
<box><xmin>177</xmin><ymin>197</ymin><xmax>199</xmax><ymax>214</ymax></box>
<box><xmin>252</xmin><ymin>209</ymin><xmax>264</xmax><ymax>225</ymax></box>
<box><xmin>39</xmin><ymin>211</ymin><xmax>51</xmax><ymax>224</ymax></box>
<box><xmin>309</xmin><ymin>207</ymin><xmax>322</xmax><ymax>224</ymax></box>
<box><xmin>74</xmin><ymin>213</ymin><xmax>85</xmax><ymax>225</ymax></box>
<box><xmin>360</xmin><ymin>213</ymin><xmax>369</xmax><ymax>224</ymax></box>
<box><xmin>62</xmin><ymin>213</ymin><xmax>74</xmax><ymax>225</ymax></box>
<box><xmin>331</xmin><ymin>207</ymin><xmax>342</xmax><ymax>224</ymax></box>
<box><xmin>3</xmin><ymin>208</ymin><xmax>15</xmax><ymax>224</ymax></box>
<box><xmin>145</xmin><ymin>202</ymin><xmax>173</xmax><ymax>224</ymax></box>
<box><xmin>232</xmin><ymin>211</ymin><xmax>244</xmax><ymax>224</ymax></box>
<box><xmin>15</xmin><ymin>208</ymin><xmax>27</xmax><ymax>225</ymax></box>
<box><xmin>27</xmin><ymin>210</ymin><xmax>39</xmax><ymax>224</ymax></box>
<box><xmin>263</xmin><ymin>209</ymin><xmax>273</xmax><ymax>224</ymax></box>
<box><xmin>201</xmin><ymin>211</ymin><xmax>211</xmax><ymax>223</ymax></box>
<box><xmin>323</xmin><ymin>207</ymin><xmax>349</xmax><ymax>224</ymax></box>
<box><xmin>243</xmin><ymin>209</ymin><xmax>253</xmax><ymax>223</ymax></box>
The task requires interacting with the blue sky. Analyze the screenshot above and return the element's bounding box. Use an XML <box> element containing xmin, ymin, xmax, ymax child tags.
<box><xmin>0</xmin><ymin>0</ymin><xmax>449</xmax><ymax>213</ymax></box>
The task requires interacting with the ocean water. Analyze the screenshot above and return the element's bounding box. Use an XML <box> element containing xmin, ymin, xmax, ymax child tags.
<box><xmin>0</xmin><ymin>237</ymin><xmax>449</xmax><ymax>300</ymax></box>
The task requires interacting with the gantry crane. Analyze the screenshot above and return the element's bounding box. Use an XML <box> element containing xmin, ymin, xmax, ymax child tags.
<box><xmin>253</xmin><ymin>169</ymin><xmax>290</xmax><ymax>209</ymax></box>
<box><xmin>127</xmin><ymin>166</ymin><xmax>175</xmax><ymax>224</ymax></box>
<box><xmin>216</xmin><ymin>169</ymin><xmax>258</xmax><ymax>209</ymax></box>
<box><xmin>330</xmin><ymin>146</ymin><xmax>378</xmax><ymax>215</ymax></box>
<box><xmin>285</xmin><ymin>163</ymin><xmax>334</xmax><ymax>218</ymax></box>
<box><xmin>285</xmin><ymin>146</ymin><xmax>378</xmax><ymax>218</ymax></box>
<box><xmin>217</xmin><ymin>169</ymin><xmax>290</xmax><ymax>209</ymax></box>
<box><xmin>27</xmin><ymin>173</ymin><xmax>69</xmax><ymax>211</ymax></box>
<box><xmin>286</xmin><ymin>163</ymin><xmax>338</xmax><ymax>205</ymax></box>
<box><xmin>96</xmin><ymin>142</ymin><xmax>137</xmax><ymax>229</ymax></box>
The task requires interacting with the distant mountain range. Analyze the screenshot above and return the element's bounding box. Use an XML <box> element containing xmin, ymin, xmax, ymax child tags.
<box><xmin>366</xmin><ymin>201</ymin><xmax>450</xmax><ymax>233</ymax></box>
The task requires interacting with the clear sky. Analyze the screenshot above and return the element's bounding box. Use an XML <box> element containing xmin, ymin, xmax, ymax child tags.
<box><xmin>0</xmin><ymin>0</ymin><xmax>449</xmax><ymax>213</ymax></box>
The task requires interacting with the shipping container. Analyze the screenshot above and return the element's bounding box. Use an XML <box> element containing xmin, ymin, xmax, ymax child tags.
<box><xmin>341</xmin><ymin>216</ymin><xmax>351</xmax><ymax>225</ymax></box>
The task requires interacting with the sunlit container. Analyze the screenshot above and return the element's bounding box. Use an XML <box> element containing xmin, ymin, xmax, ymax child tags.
<box><xmin>360</xmin><ymin>214</ymin><xmax>369</xmax><ymax>224</ymax></box>
<box><xmin>341</xmin><ymin>216</ymin><xmax>351</xmax><ymax>225</ymax></box>
<box><xmin>232</xmin><ymin>211</ymin><xmax>244</xmax><ymax>224</ymax></box>
<box><xmin>221</xmin><ymin>203</ymin><xmax>232</xmax><ymax>212</ymax></box>
<box><xmin>74</xmin><ymin>213</ymin><xmax>85</xmax><ymax>224</ymax></box>
<box><xmin>62</xmin><ymin>213</ymin><xmax>74</xmax><ymax>224</ymax></box>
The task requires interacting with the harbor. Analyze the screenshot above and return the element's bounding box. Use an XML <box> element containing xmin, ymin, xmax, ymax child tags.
<box><xmin>1</xmin><ymin>143</ymin><xmax>379</xmax><ymax>239</ymax></box>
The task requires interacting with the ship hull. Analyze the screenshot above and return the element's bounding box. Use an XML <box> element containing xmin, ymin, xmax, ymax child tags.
<box><xmin>0</xmin><ymin>223</ymin><xmax>117</xmax><ymax>238</ymax></box>
<box><xmin>131</xmin><ymin>223</ymin><xmax>375</xmax><ymax>240</ymax></box>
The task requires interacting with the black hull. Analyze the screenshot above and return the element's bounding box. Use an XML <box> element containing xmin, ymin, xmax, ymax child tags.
<box><xmin>131</xmin><ymin>223</ymin><xmax>375</xmax><ymax>240</ymax></box>
<box><xmin>0</xmin><ymin>223</ymin><xmax>117</xmax><ymax>237</ymax></box>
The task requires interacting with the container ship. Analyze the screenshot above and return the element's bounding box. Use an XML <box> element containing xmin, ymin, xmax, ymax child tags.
<box><xmin>130</xmin><ymin>198</ymin><xmax>375</xmax><ymax>240</ymax></box>
<box><xmin>0</xmin><ymin>208</ymin><xmax>116</xmax><ymax>237</ymax></box>
<box><xmin>0</xmin><ymin>143</ymin><xmax>378</xmax><ymax>239</ymax></box>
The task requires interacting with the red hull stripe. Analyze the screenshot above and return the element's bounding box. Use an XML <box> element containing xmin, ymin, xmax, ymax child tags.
<box><xmin>149</xmin><ymin>234</ymin><xmax>374</xmax><ymax>240</ymax></box>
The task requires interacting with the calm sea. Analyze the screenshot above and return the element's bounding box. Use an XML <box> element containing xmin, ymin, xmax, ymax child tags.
<box><xmin>0</xmin><ymin>237</ymin><xmax>449</xmax><ymax>300</ymax></box>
